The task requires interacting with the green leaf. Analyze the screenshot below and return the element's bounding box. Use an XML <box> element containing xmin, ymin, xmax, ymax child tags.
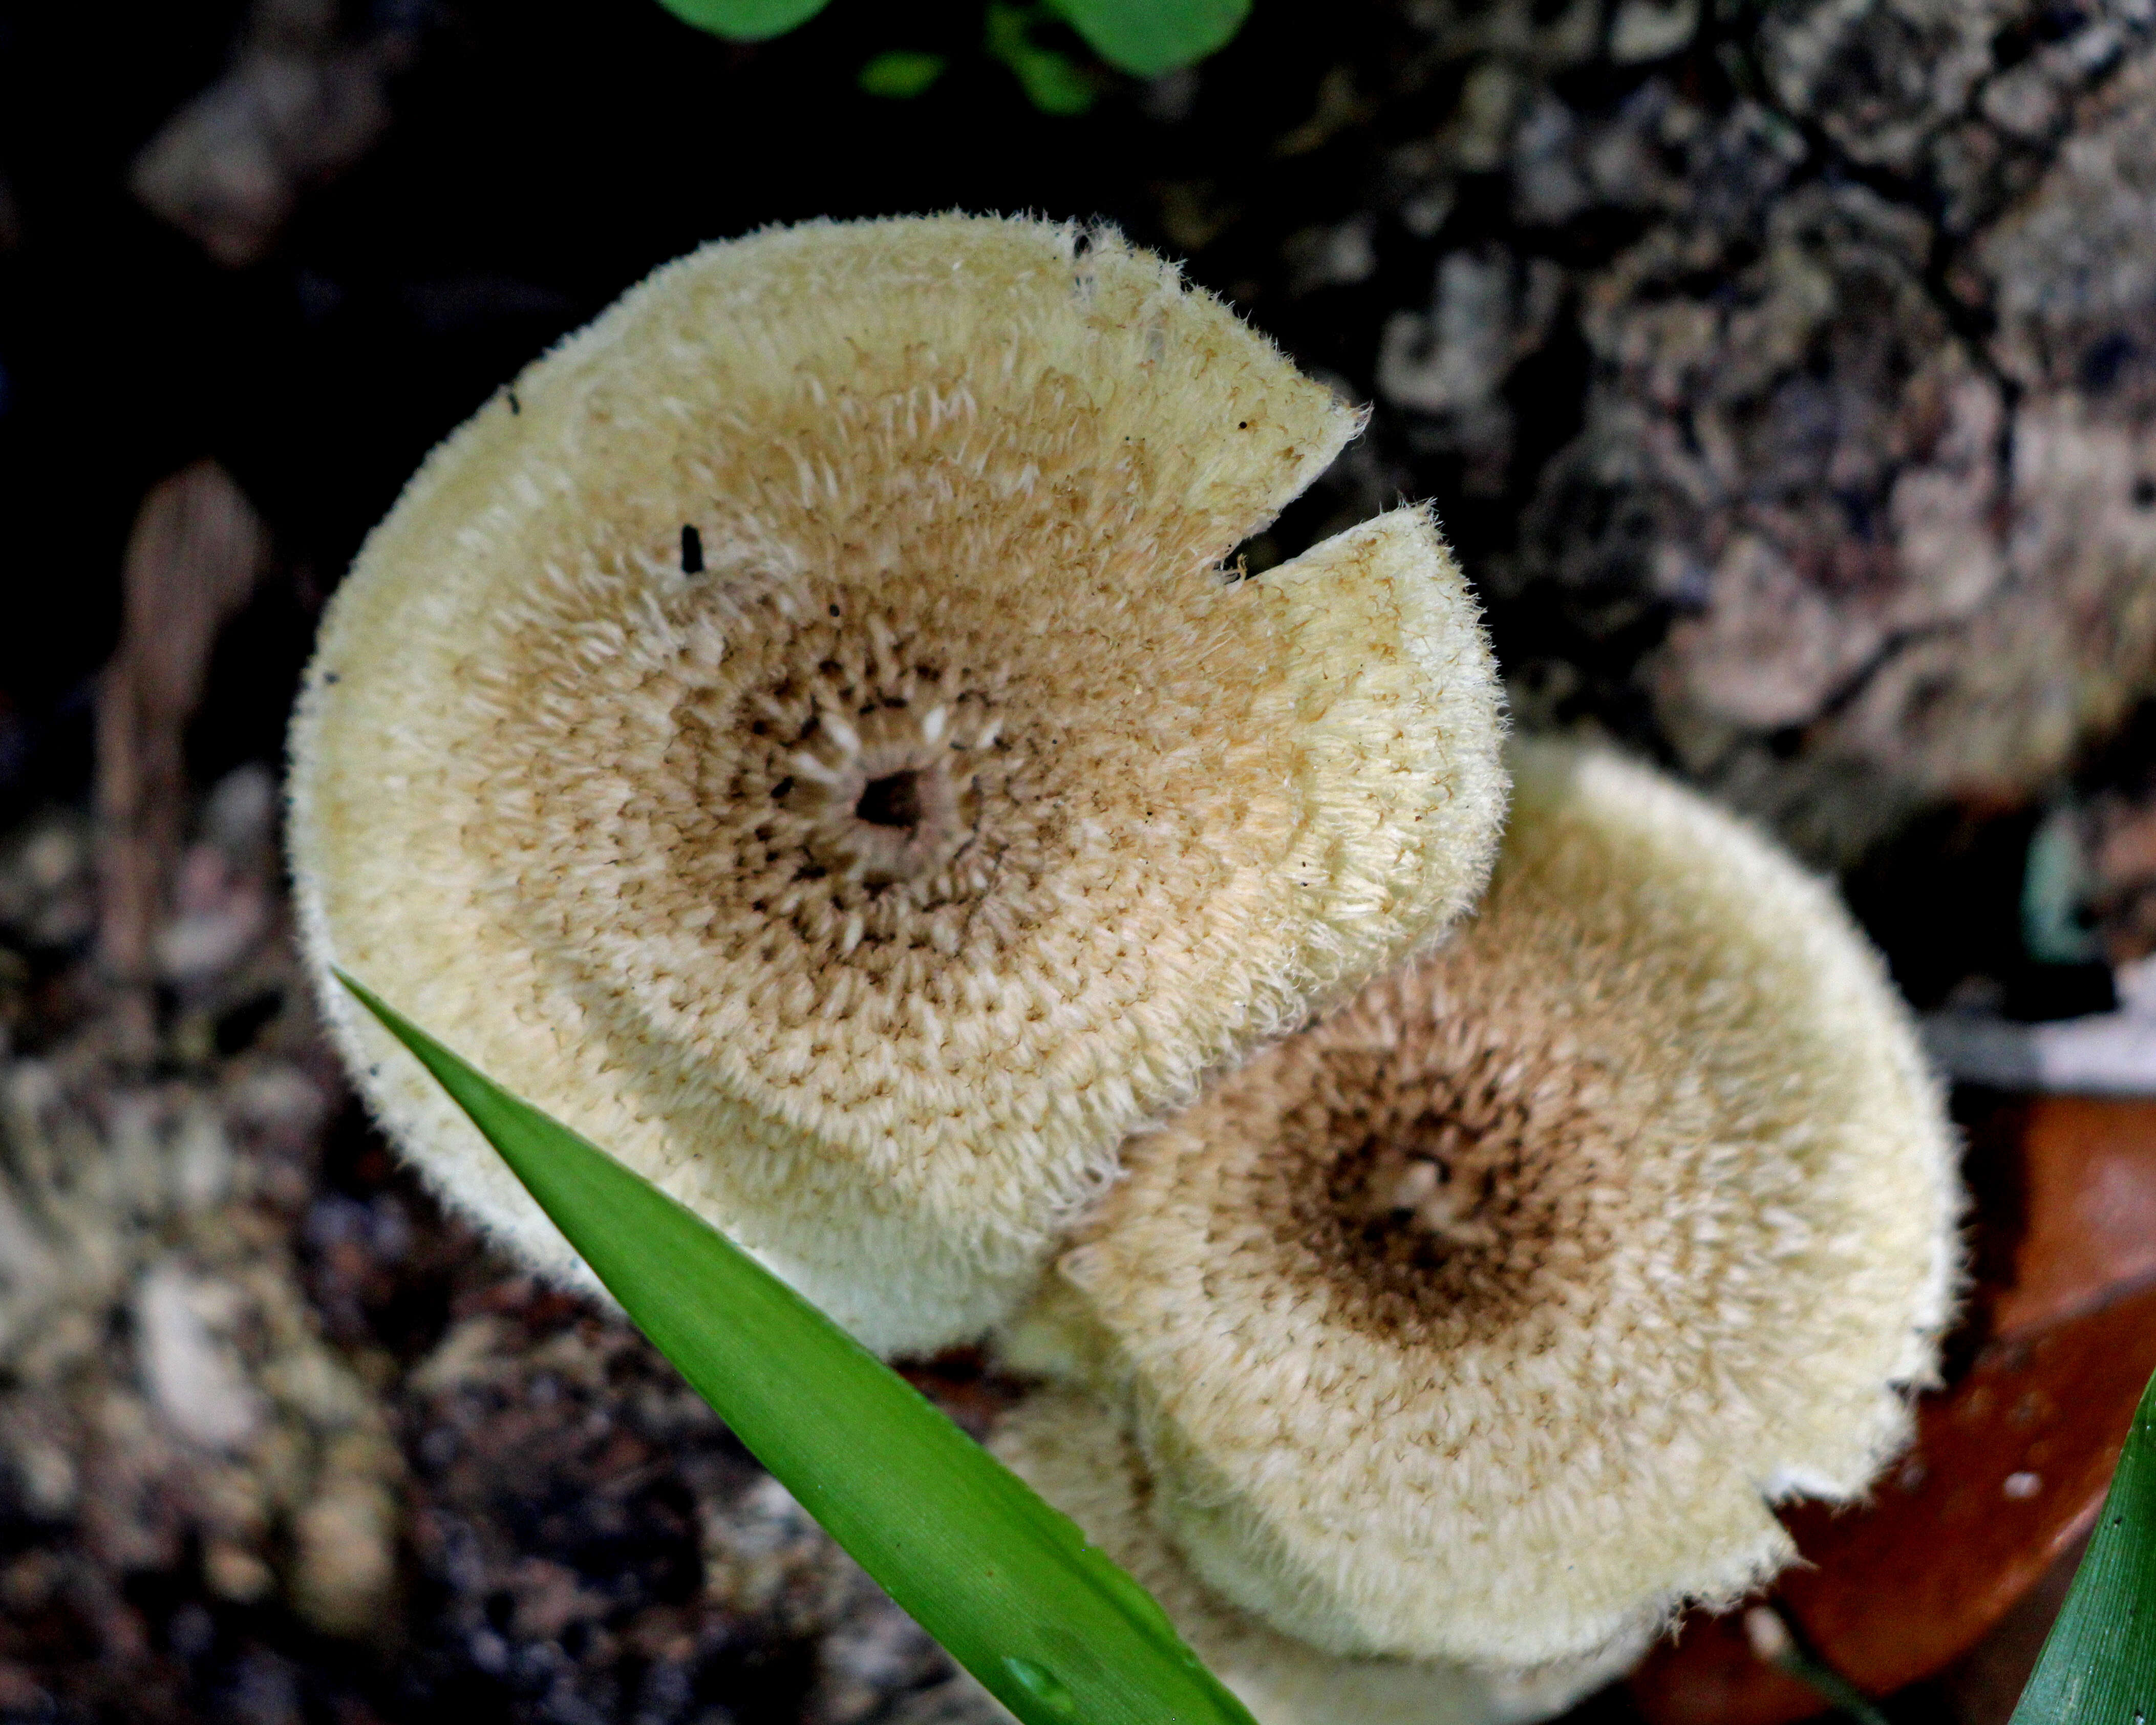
<box><xmin>1048</xmin><ymin>0</ymin><xmax>1251</xmax><ymax>76</ymax></box>
<box><xmin>653</xmin><ymin>0</ymin><xmax>831</xmax><ymax>43</ymax></box>
<box><xmin>337</xmin><ymin>971</ymin><xmax>1259</xmax><ymax>1725</ymax></box>
<box><xmin>859</xmin><ymin>50</ymin><xmax>949</xmax><ymax>99</ymax></box>
<box><xmin>985</xmin><ymin>4</ymin><xmax>1097</xmax><ymax>114</ymax></box>
<box><xmin>1007</xmin><ymin>46</ymin><xmax>1096</xmax><ymax>115</ymax></box>
<box><xmin>2010</xmin><ymin>1363</ymin><xmax>2156</xmax><ymax>1724</ymax></box>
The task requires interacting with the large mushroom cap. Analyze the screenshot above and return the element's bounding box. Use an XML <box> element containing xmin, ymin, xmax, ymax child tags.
<box><xmin>288</xmin><ymin>214</ymin><xmax>1508</xmax><ymax>1356</ymax></box>
<box><xmin>1037</xmin><ymin>738</ymin><xmax>1960</xmax><ymax>1664</ymax></box>
<box><xmin>990</xmin><ymin>1389</ymin><xmax>1640</xmax><ymax>1725</ymax></box>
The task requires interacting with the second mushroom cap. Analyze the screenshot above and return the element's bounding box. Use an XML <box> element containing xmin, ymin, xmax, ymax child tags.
<box><xmin>1017</xmin><ymin>739</ymin><xmax>1961</xmax><ymax>1666</ymax></box>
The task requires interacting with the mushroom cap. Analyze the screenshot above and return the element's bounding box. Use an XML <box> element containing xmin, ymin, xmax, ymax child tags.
<box><xmin>989</xmin><ymin>1389</ymin><xmax>1642</xmax><ymax>1725</ymax></box>
<box><xmin>1036</xmin><ymin>738</ymin><xmax>1961</xmax><ymax>1664</ymax></box>
<box><xmin>287</xmin><ymin>214</ymin><xmax>1508</xmax><ymax>1356</ymax></box>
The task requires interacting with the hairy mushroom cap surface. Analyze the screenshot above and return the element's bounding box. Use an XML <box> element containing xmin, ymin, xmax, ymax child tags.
<box><xmin>1034</xmin><ymin>738</ymin><xmax>1960</xmax><ymax>1665</ymax></box>
<box><xmin>990</xmin><ymin>1389</ymin><xmax>1640</xmax><ymax>1725</ymax></box>
<box><xmin>287</xmin><ymin>214</ymin><xmax>1508</xmax><ymax>1356</ymax></box>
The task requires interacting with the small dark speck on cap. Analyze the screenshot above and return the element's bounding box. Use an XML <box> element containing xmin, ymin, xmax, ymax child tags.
<box><xmin>1239</xmin><ymin>421</ymin><xmax>1248</xmax><ymax>429</ymax></box>
<box><xmin>507</xmin><ymin>390</ymin><xmax>521</xmax><ymax>415</ymax></box>
<box><xmin>324</xmin><ymin>672</ymin><xmax>340</xmax><ymax>684</ymax></box>
<box><xmin>680</xmin><ymin>524</ymin><xmax>705</xmax><ymax>574</ymax></box>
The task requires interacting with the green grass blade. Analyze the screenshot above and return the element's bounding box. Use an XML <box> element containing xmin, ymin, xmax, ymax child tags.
<box><xmin>1047</xmin><ymin>0</ymin><xmax>1250</xmax><ymax>76</ymax></box>
<box><xmin>338</xmin><ymin>971</ymin><xmax>1258</xmax><ymax>1725</ymax></box>
<box><xmin>1777</xmin><ymin>1656</ymin><xmax>1891</xmax><ymax>1725</ymax></box>
<box><xmin>653</xmin><ymin>0</ymin><xmax>831</xmax><ymax>42</ymax></box>
<box><xmin>2009</xmin><ymin>1364</ymin><xmax>2156</xmax><ymax>1724</ymax></box>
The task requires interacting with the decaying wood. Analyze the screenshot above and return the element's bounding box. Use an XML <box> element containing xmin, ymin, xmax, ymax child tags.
<box><xmin>95</xmin><ymin>462</ymin><xmax>267</xmax><ymax>1008</ymax></box>
<box><xmin>1184</xmin><ymin>0</ymin><xmax>2156</xmax><ymax>865</ymax></box>
<box><xmin>127</xmin><ymin>0</ymin><xmax>396</xmax><ymax>269</ymax></box>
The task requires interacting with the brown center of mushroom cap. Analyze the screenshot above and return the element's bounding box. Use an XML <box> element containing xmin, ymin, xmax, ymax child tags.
<box><xmin>785</xmin><ymin>699</ymin><xmax>988</xmax><ymax>887</ymax></box>
<box><xmin>1265</xmin><ymin>1036</ymin><xmax>1626</xmax><ymax>1345</ymax></box>
<box><xmin>669</xmin><ymin>584</ymin><xmax>1061</xmax><ymax>989</ymax></box>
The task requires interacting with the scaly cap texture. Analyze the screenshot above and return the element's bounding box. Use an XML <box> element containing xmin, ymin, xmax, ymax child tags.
<box><xmin>287</xmin><ymin>214</ymin><xmax>1508</xmax><ymax>1356</ymax></box>
<box><xmin>1031</xmin><ymin>738</ymin><xmax>1960</xmax><ymax>1665</ymax></box>
<box><xmin>989</xmin><ymin>1390</ymin><xmax>1640</xmax><ymax>1725</ymax></box>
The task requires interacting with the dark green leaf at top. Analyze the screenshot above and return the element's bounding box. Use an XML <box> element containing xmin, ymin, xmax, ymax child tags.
<box><xmin>1049</xmin><ymin>0</ymin><xmax>1252</xmax><ymax>76</ymax></box>
<box><xmin>654</xmin><ymin>0</ymin><xmax>832</xmax><ymax>42</ymax></box>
